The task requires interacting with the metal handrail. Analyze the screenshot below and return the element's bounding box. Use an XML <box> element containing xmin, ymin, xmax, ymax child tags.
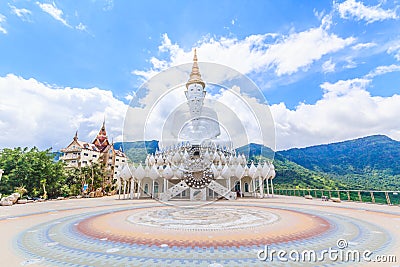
<box><xmin>274</xmin><ymin>188</ymin><xmax>400</xmax><ymax>205</ymax></box>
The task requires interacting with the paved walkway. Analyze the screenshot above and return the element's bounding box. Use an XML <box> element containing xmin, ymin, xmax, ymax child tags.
<box><xmin>0</xmin><ymin>196</ymin><xmax>399</xmax><ymax>266</ymax></box>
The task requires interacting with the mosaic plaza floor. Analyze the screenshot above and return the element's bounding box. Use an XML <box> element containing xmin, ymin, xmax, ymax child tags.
<box><xmin>0</xmin><ymin>196</ymin><xmax>399</xmax><ymax>266</ymax></box>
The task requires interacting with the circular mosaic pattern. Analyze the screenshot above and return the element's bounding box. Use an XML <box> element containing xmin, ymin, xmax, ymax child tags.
<box><xmin>14</xmin><ymin>201</ymin><xmax>395</xmax><ymax>267</ymax></box>
<box><xmin>126</xmin><ymin>207</ymin><xmax>279</xmax><ymax>230</ymax></box>
<box><xmin>77</xmin><ymin>205</ymin><xmax>329</xmax><ymax>247</ymax></box>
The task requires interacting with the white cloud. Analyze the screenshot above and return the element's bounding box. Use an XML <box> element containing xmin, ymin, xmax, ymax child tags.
<box><xmin>387</xmin><ymin>43</ymin><xmax>400</xmax><ymax>61</ymax></box>
<box><xmin>335</xmin><ymin>0</ymin><xmax>398</xmax><ymax>23</ymax></box>
<box><xmin>9</xmin><ymin>4</ymin><xmax>32</xmax><ymax>21</ymax></box>
<box><xmin>133</xmin><ymin>25</ymin><xmax>354</xmax><ymax>80</ymax></box>
<box><xmin>36</xmin><ymin>2</ymin><xmax>88</xmax><ymax>32</ymax></box>
<box><xmin>36</xmin><ymin>1</ymin><xmax>71</xmax><ymax>27</ymax></box>
<box><xmin>271</xmin><ymin>78</ymin><xmax>400</xmax><ymax>149</ymax></box>
<box><xmin>313</xmin><ymin>9</ymin><xmax>325</xmax><ymax>21</ymax></box>
<box><xmin>365</xmin><ymin>64</ymin><xmax>400</xmax><ymax>78</ymax></box>
<box><xmin>0</xmin><ymin>14</ymin><xmax>7</xmax><ymax>34</ymax></box>
<box><xmin>271</xmin><ymin>64</ymin><xmax>400</xmax><ymax>149</ymax></box>
<box><xmin>322</xmin><ymin>58</ymin><xmax>336</xmax><ymax>73</ymax></box>
<box><xmin>321</xmin><ymin>78</ymin><xmax>370</xmax><ymax>98</ymax></box>
<box><xmin>2</xmin><ymin>63</ymin><xmax>399</xmax><ymax>151</ymax></box>
<box><xmin>75</xmin><ymin>22</ymin><xmax>87</xmax><ymax>31</ymax></box>
<box><xmin>352</xmin><ymin>42</ymin><xmax>377</xmax><ymax>50</ymax></box>
<box><xmin>124</xmin><ymin>93</ymin><xmax>134</xmax><ymax>101</ymax></box>
<box><xmin>344</xmin><ymin>57</ymin><xmax>357</xmax><ymax>69</ymax></box>
<box><xmin>0</xmin><ymin>74</ymin><xmax>127</xmax><ymax>150</ymax></box>
<box><xmin>266</xmin><ymin>27</ymin><xmax>354</xmax><ymax>75</ymax></box>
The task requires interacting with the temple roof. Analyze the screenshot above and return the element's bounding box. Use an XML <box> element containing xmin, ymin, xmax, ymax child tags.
<box><xmin>93</xmin><ymin>120</ymin><xmax>110</xmax><ymax>152</ymax></box>
<box><xmin>186</xmin><ymin>49</ymin><xmax>205</xmax><ymax>89</ymax></box>
<box><xmin>62</xmin><ymin>121</ymin><xmax>126</xmax><ymax>158</ymax></box>
<box><xmin>61</xmin><ymin>132</ymin><xmax>100</xmax><ymax>153</ymax></box>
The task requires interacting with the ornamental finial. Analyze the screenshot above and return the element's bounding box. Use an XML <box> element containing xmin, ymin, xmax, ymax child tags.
<box><xmin>186</xmin><ymin>49</ymin><xmax>205</xmax><ymax>89</ymax></box>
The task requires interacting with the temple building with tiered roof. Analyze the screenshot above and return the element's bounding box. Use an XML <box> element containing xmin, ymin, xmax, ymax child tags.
<box><xmin>60</xmin><ymin>121</ymin><xmax>127</xmax><ymax>182</ymax></box>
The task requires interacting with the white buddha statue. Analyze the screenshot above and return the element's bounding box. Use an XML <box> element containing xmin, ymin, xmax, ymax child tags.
<box><xmin>170</xmin><ymin>49</ymin><xmax>221</xmax><ymax>145</ymax></box>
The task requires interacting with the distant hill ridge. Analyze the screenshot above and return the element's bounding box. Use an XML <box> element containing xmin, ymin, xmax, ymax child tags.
<box><xmin>278</xmin><ymin>135</ymin><xmax>400</xmax><ymax>176</ymax></box>
<box><xmin>114</xmin><ymin>140</ymin><xmax>159</xmax><ymax>163</ymax></box>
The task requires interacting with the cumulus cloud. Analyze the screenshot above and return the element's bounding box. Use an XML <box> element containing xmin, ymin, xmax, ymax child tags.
<box><xmin>387</xmin><ymin>43</ymin><xmax>400</xmax><ymax>61</ymax></box>
<box><xmin>133</xmin><ymin>23</ymin><xmax>354</xmax><ymax>80</ymax></box>
<box><xmin>322</xmin><ymin>58</ymin><xmax>336</xmax><ymax>73</ymax></box>
<box><xmin>0</xmin><ymin>74</ymin><xmax>127</xmax><ymax>150</ymax></box>
<box><xmin>9</xmin><ymin>4</ymin><xmax>32</xmax><ymax>22</ymax></box>
<box><xmin>75</xmin><ymin>22</ymin><xmax>87</xmax><ymax>31</ymax></box>
<box><xmin>352</xmin><ymin>42</ymin><xmax>377</xmax><ymax>50</ymax></box>
<box><xmin>265</xmin><ymin>26</ymin><xmax>354</xmax><ymax>75</ymax></box>
<box><xmin>36</xmin><ymin>1</ymin><xmax>71</xmax><ymax>27</ymax></box>
<box><xmin>128</xmin><ymin>20</ymin><xmax>400</xmax><ymax>150</ymax></box>
<box><xmin>2</xmin><ymin>62</ymin><xmax>399</xmax><ymax>151</ymax></box>
<box><xmin>365</xmin><ymin>64</ymin><xmax>400</xmax><ymax>78</ymax></box>
<box><xmin>335</xmin><ymin>0</ymin><xmax>398</xmax><ymax>23</ymax></box>
<box><xmin>271</xmin><ymin>73</ymin><xmax>400</xmax><ymax>149</ymax></box>
<box><xmin>36</xmin><ymin>2</ymin><xmax>89</xmax><ymax>33</ymax></box>
<box><xmin>321</xmin><ymin>78</ymin><xmax>370</xmax><ymax>98</ymax></box>
<box><xmin>0</xmin><ymin>14</ymin><xmax>7</xmax><ymax>34</ymax></box>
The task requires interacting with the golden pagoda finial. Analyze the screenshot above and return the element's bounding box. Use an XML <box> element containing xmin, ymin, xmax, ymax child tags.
<box><xmin>186</xmin><ymin>49</ymin><xmax>205</xmax><ymax>89</ymax></box>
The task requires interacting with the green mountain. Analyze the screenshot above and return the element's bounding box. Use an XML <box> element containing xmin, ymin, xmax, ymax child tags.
<box><xmin>236</xmin><ymin>143</ymin><xmax>347</xmax><ymax>190</ymax></box>
<box><xmin>272</xmin><ymin>158</ymin><xmax>348</xmax><ymax>190</ymax></box>
<box><xmin>114</xmin><ymin>140</ymin><xmax>159</xmax><ymax>163</ymax></box>
<box><xmin>235</xmin><ymin>143</ymin><xmax>275</xmax><ymax>161</ymax></box>
<box><xmin>279</xmin><ymin>135</ymin><xmax>400</xmax><ymax>175</ymax></box>
<box><xmin>278</xmin><ymin>135</ymin><xmax>400</xmax><ymax>190</ymax></box>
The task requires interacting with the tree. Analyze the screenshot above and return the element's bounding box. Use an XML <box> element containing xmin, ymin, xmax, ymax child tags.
<box><xmin>0</xmin><ymin>147</ymin><xmax>24</xmax><ymax>194</ymax></box>
<box><xmin>65</xmin><ymin>161</ymin><xmax>108</xmax><ymax>195</ymax></box>
<box><xmin>14</xmin><ymin>185</ymin><xmax>28</xmax><ymax>198</ymax></box>
<box><xmin>0</xmin><ymin>147</ymin><xmax>67</xmax><ymax>198</ymax></box>
<box><xmin>65</xmin><ymin>167</ymin><xmax>83</xmax><ymax>196</ymax></box>
<box><xmin>83</xmin><ymin>161</ymin><xmax>106</xmax><ymax>192</ymax></box>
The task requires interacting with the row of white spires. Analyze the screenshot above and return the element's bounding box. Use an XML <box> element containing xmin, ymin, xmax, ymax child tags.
<box><xmin>116</xmin><ymin>159</ymin><xmax>275</xmax><ymax>181</ymax></box>
<box><xmin>148</xmin><ymin>149</ymin><xmax>248</xmax><ymax>167</ymax></box>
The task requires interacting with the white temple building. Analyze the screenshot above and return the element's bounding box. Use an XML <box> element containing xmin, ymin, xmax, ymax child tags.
<box><xmin>60</xmin><ymin>121</ymin><xmax>127</xmax><ymax>184</ymax></box>
<box><xmin>116</xmin><ymin>50</ymin><xmax>275</xmax><ymax>201</ymax></box>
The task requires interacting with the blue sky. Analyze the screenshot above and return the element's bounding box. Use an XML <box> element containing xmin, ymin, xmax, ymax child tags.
<box><xmin>0</xmin><ymin>0</ymin><xmax>400</xmax><ymax>150</ymax></box>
